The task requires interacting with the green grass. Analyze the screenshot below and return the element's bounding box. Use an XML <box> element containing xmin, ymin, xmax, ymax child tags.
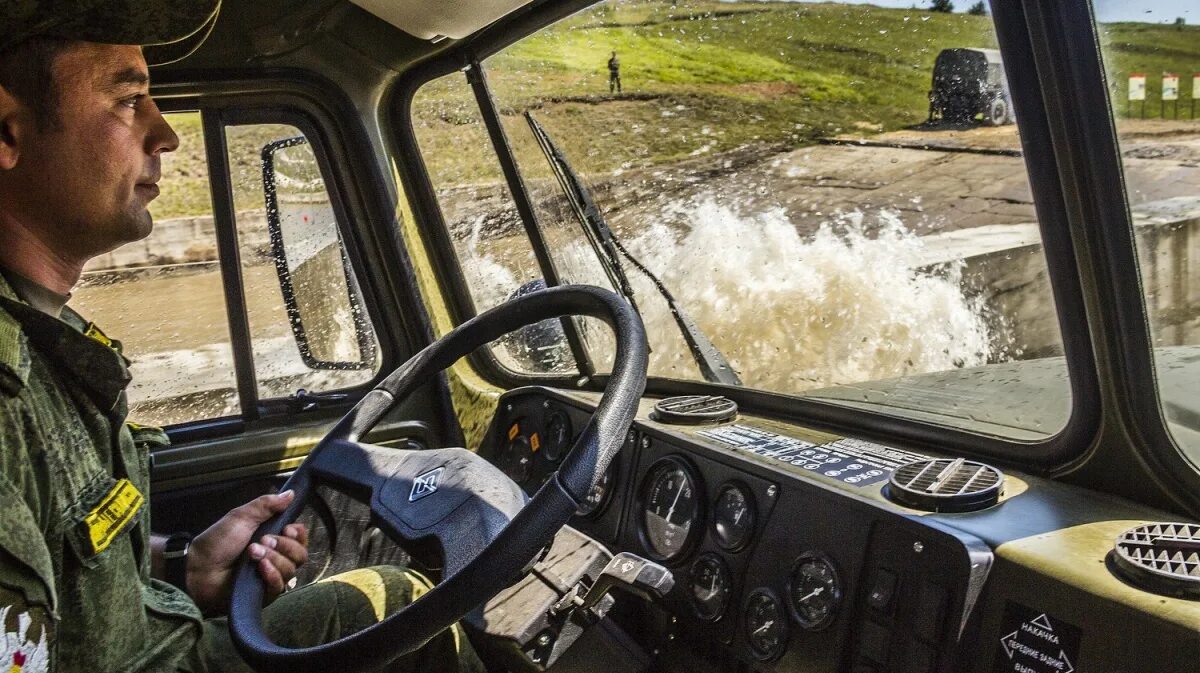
<box><xmin>1099</xmin><ymin>22</ymin><xmax>1200</xmax><ymax>117</ymax></box>
<box><xmin>414</xmin><ymin>0</ymin><xmax>1005</xmax><ymax>185</ymax></box>
<box><xmin>157</xmin><ymin>1</ymin><xmax>1200</xmax><ymax>218</ymax></box>
<box><xmin>153</xmin><ymin>114</ymin><xmax>311</xmax><ymax>220</ymax></box>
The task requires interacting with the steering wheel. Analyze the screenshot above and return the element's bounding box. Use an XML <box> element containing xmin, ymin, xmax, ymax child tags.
<box><xmin>229</xmin><ymin>285</ymin><xmax>648</xmax><ymax>673</ymax></box>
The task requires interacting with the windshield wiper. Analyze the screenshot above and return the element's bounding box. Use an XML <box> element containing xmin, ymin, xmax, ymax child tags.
<box><xmin>525</xmin><ymin>112</ymin><xmax>742</xmax><ymax>386</ymax></box>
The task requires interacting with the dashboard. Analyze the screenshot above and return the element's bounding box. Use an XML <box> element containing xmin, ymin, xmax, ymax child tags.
<box><xmin>479</xmin><ymin>388</ymin><xmax>998</xmax><ymax>673</ymax></box>
<box><xmin>475</xmin><ymin>387</ymin><xmax>1200</xmax><ymax>673</ymax></box>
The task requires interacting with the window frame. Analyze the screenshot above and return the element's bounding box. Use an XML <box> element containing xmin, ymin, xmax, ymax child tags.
<box><xmin>388</xmin><ymin>0</ymin><xmax>1103</xmax><ymax>474</ymax></box>
<box><xmin>144</xmin><ymin>82</ymin><xmax>415</xmax><ymax>442</ymax></box>
<box><xmin>1023</xmin><ymin>0</ymin><xmax>1200</xmax><ymax>513</ymax></box>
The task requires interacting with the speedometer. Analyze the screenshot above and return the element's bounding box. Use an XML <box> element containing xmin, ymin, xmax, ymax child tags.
<box><xmin>639</xmin><ymin>456</ymin><xmax>701</xmax><ymax>561</ymax></box>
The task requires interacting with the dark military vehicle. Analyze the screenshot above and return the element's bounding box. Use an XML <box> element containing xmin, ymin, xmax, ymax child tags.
<box><xmin>928</xmin><ymin>47</ymin><xmax>1014</xmax><ymax>125</ymax></box>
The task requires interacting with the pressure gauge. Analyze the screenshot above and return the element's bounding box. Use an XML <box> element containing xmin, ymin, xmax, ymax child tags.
<box><xmin>744</xmin><ymin>588</ymin><xmax>788</xmax><ymax>660</ymax></box>
<box><xmin>688</xmin><ymin>553</ymin><xmax>733</xmax><ymax>621</ymax></box>
<box><xmin>712</xmin><ymin>482</ymin><xmax>756</xmax><ymax>550</ymax></box>
<box><xmin>788</xmin><ymin>552</ymin><xmax>841</xmax><ymax>631</ymax></box>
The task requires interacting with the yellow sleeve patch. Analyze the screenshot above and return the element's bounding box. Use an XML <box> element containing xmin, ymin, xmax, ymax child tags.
<box><xmin>82</xmin><ymin>322</ymin><xmax>113</xmax><ymax>349</ymax></box>
<box><xmin>84</xmin><ymin>479</ymin><xmax>144</xmax><ymax>555</ymax></box>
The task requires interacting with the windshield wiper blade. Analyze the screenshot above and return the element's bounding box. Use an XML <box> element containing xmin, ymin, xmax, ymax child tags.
<box><xmin>525</xmin><ymin>112</ymin><xmax>741</xmax><ymax>386</ymax></box>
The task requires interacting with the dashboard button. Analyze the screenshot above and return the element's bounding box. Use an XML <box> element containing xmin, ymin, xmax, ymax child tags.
<box><xmin>866</xmin><ymin>568</ymin><xmax>898</xmax><ymax>613</ymax></box>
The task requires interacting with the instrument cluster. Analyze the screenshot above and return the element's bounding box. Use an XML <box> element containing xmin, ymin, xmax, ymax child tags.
<box><xmin>480</xmin><ymin>389</ymin><xmax>983</xmax><ymax>672</ymax></box>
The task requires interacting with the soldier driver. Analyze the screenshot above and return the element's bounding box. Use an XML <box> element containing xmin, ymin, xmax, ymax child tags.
<box><xmin>0</xmin><ymin>1</ymin><xmax>482</xmax><ymax>671</ymax></box>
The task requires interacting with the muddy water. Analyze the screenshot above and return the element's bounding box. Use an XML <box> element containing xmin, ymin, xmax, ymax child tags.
<box><xmin>461</xmin><ymin>196</ymin><xmax>995</xmax><ymax>394</ymax></box>
<box><xmin>71</xmin><ymin>264</ymin><xmax>293</xmax><ymax>424</ymax></box>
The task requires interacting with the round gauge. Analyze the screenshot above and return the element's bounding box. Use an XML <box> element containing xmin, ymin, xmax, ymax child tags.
<box><xmin>788</xmin><ymin>552</ymin><xmax>842</xmax><ymax>631</ymax></box>
<box><xmin>744</xmin><ymin>588</ymin><xmax>788</xmax><ymax>660</ymax></box>
<box><xmin>497</xmin><ymin>420</ymin><xmax>533</xmax><ymax>483</ymax></box>
<box><xmin>688</xmin><ymin>553</ymin><xmax>732</xmax><ymax>621</ymax></box>
<box><xmin>639</xmin><ymin>457</ymin><xmax>702</xmax><ymax>561</ymax></box>
<box><xmin>543</xmin><ymin>410</ymin><xmax>573</xmax><ymax>463</ymax></box>
<box><xmin>576</xmin><ymin>463</ymin><xmax>614</xmax><ymax>517</ymax></box>
<box><xmin>712</xmin><ymin>483</ymin><xmax>756</xmax><ymax>551</ymax></box>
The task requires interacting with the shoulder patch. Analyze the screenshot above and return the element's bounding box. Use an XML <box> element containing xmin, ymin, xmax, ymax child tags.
<box><xmin>0</xmin><ymin>605</ymin><xmax>49</xmax><ymax>673</ymax></box>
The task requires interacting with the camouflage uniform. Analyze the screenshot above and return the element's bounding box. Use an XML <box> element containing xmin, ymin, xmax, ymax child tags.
<box><xmin>0</xmin><ymin>275</ymin><xmax>486</xmax><ymax>673</ymax></box>
<box><xmin>0</xmin><ymin>273</ymin><xmax>202</xmax><ymax>672</ymax></box>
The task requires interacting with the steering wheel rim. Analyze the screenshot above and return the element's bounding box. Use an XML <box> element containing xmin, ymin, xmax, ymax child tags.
<box><xmin>229</xmin><ymin>285</ymin><xmax>648</xmax><ymax>673</ymax></box>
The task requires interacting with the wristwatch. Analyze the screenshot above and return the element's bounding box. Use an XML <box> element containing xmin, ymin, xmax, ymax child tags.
<box><xmin>163</xmin><ymin>532</ymin><xmax>192</xmax><ymax>592</ymax></box>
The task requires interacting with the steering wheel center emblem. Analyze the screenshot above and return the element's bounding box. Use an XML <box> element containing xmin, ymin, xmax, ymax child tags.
<box><xmin>410</xmin><ymin>467</ymin><xmax>445</xmax><ymax>502</ymax></box>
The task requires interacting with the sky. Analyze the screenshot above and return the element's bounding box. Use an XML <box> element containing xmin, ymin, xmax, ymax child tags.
<box><xmin>770</xmin><ymin>1</ymin><xmax>1194</xmax><ymax>24</ymax></box>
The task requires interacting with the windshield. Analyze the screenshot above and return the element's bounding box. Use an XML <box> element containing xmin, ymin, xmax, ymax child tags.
<box><xmin>414</xmin><ymin>0</ymin><xmax>1072</xmax><ymax>444</ymax></box>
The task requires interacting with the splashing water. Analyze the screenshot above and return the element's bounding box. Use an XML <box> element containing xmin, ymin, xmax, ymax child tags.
<box><xmin>460</xmin><ymin>198</ymin><xmax>993</xmax><ymax>395</ymax></box>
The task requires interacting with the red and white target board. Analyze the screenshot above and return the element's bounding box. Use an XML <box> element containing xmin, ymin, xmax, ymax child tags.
<box><xmin>1129</xmin><ymin>73</ymin><xmax>1146</xmax><ymax>101</ymax></box>
<box><xmin>1163</xmin><ymin>73</ymin><xmax>1180</xmax><ymax>101</ymax></box>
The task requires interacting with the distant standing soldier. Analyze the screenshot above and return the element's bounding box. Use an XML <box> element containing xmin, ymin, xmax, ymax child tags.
<box><xmin>608</xmin><ymin>50</ymin><xmax>622</xmax><ymax>94</ymax></box>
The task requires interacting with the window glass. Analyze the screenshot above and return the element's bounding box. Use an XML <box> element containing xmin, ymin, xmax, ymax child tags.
<box><xmin>412</xmin><ymin>74</ymin><xmax>578</xmax><ymax>373</ymax></box>
<box><xmin>225</xmin><ymin>123</ymin><xmax>381</xmax><ymax>398</ymax></box>
<box><xmin>1096</xmin><ymin>2</ymin><xmax>1200</xmax><ymax>465</ymax></box>
<box><xmin>439</xmin><ymin>0</ymin><xmax>1074</xmax><ymax>441</ymax></box>
<box><xmin>73</xmin><ymin>111</ymin><xmax>240</xmax><ymax>426</ymax></box>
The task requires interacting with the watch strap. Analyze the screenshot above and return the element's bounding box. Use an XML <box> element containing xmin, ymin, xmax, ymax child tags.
<box><xmin>163</xmin><ymin>532</ymin><xmax>191</xmax><ymax>592</ymax></box>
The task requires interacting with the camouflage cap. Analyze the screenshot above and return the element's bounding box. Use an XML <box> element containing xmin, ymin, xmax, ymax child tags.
<box><xmin>0</xmin><ymin>0</ymin><xmax>221</xmax><ymax>61</ymax></box>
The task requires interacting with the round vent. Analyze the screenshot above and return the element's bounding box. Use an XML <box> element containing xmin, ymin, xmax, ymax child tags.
<box><xmin>1110</xmin><ymin>522</ymin><xmax>1200</xmax><ymax>600</ymax></box>
<box><xmin>652</xmin><ymin>395</ymin><xmax>738</xmax><ymax>425</ymax></box>
<box><xmin>884</xmin><ymin>458</ymin><xmax>1004</xmax><ymax>512</ymax></box>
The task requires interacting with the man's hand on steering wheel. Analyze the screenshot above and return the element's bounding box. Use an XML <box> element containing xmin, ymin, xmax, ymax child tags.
<box><xmin>187</xmin><ymin>490</ymin><xmax>310</xmax><ymax>615</ymax></box>
<box><xmin>229</xmin><ymin>285</ymin><xmax>648</xmax><ymax>673</ymax></box>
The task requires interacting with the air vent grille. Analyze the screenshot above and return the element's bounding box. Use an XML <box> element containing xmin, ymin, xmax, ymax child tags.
<box><xmin>652</xmin><ymin>395</ymin><xmax>738</xmax><ymax>425</ymax></box>
<box><xmin>884</xmin><ymin>458</ymin><xmax>1004</xmax><ymax>512</ymax></box>
<box><xmin>1111</xmin><ymin>523</ymin><xmax>1200</xmax><ymax>600</ymax></box>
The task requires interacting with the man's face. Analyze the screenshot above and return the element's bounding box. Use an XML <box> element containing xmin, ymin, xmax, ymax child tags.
<box><xmin>8</xmin><ymin>42</ymin><xmax>178</xmax><ymax>257</ymax></box>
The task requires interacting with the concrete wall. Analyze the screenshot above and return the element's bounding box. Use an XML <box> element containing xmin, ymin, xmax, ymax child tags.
<box><xmin>921</xmin><ymin>196</ymin><xmax>1200</xmax><ymax>359</ymax></box>
<box><xmin>84</xmin><ymin>210</ymin><xmax>269</xmax><ymax>271</ymax></box>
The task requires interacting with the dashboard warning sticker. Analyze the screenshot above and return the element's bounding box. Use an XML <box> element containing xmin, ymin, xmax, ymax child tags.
<box><xmin>697</xmin><ymin>424</ymin><xmax>928</xmax><ymax>487</ymax></box>
<box><xmin>992</xmin><ymin>602</ymin><xmax>1081</xmax><ymax>673</ymax></box>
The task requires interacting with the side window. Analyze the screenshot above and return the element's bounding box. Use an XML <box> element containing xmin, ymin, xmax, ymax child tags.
<box><xmin>75</xmin><ymin>111</ymin><xmax>240</xmax><ymax>426</ymax></box>
<box><xmin>72</xmin><ymin>113</ymin><xmax>380</xmax><ymax>428</ymax></box>
<box><xmin>1097</xmin><ymin>4</ymin><xmax>1200</xmax><ymax>466</ymax></box>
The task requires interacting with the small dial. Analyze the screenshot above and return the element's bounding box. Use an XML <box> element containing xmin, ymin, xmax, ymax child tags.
<box><xmin>788</xmin><ymin>553</ymin><xmax>841</xmax><ymax>631</ymax></box>
<box><xmin>640</xmin><ymin>457</ymin><xmax>701</xmax><ymax>561</ymax></box>
<box><xmin>688</xmin><ymin>553</ymin><xmax>732</xmax><ymax>621</ymax></box>
<box><xmin>712</xmin><ymin>483</ymin><xmax>756</xmax><ymax>550</ymax></box>
<box><xmin>576</xmin><ymin>464</ymin><xmax>613</xmax><ymax>517</ymax></box>
<box><xmin>497</xmin><ymin>420</ymin><xmax>533</xmax><ymax>483</ymax></box>
<box><xmin>744</xmin><ymin>588</ymin><xmax>788</xmax><ymax>660</ymax></box>
<box><xmin>543</xmin><ymin>410</ymin><xmax>572</xmax><ymax>463</ymax></box>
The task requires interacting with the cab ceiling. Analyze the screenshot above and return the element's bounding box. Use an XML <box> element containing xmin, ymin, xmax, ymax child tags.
<box><xmin>352</xmin><ymin>0</ymin><xmax>535</xmax><ymax>40</ymax></box>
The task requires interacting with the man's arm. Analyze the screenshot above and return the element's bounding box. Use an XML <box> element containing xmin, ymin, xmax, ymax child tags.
<box><xmin>150</xmin><ymin>490</ymin><xmax>308</xmax><ymax>616</ymax></box>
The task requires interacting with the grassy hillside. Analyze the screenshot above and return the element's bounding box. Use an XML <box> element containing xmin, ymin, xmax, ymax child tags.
<box><xmin>414</xmin><ymin>0</ymin><xmax>1002</xmax><ymax>185</ymax></box>
<box><xmin>157</xmin><ymin>1</ymin><xmax>1200</xmax><ymax>219</ymax></box>
<box><xmin>1099</xmin><ymin>21</ymin><xmax>1200</xmax><ymax>115</ymax></box>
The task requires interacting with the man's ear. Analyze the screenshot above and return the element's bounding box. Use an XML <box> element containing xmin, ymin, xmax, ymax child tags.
<box><xmin>0</xmin><ymin>86</ymin><xmax>25</xmax><ymax>171</ymax></box>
